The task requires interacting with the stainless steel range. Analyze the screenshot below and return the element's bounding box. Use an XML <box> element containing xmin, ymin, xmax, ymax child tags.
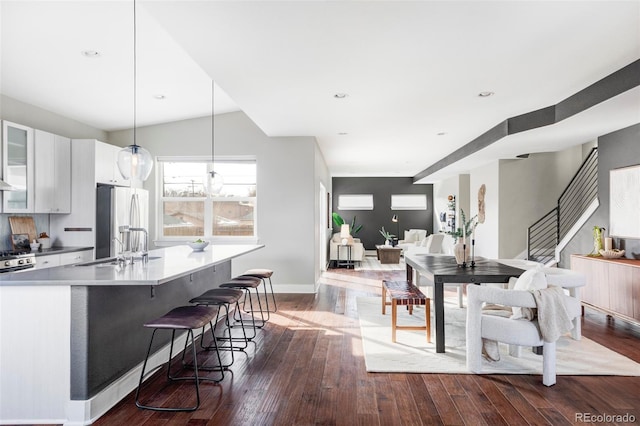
<box><xmin>0</xmin><ymin>250</ymin><xmax>36</xmax><ymax>273</ymax></box>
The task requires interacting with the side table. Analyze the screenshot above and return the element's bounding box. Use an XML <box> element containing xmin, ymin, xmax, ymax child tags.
<box><xmin>336</xmin><ymin>244</ymin><xmax>354</xmax><ymax>269</ymax></box>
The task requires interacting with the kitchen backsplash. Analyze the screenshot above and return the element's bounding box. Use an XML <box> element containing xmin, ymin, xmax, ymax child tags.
<box><xmin>0</xmin><ymin>214</ymin><xmax>50</xmax><ymax>251</ymax></box>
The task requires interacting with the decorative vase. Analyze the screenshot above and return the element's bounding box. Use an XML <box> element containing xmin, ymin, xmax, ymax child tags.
<box><xmin>385</xmin><ymin>239</ymin><xmax>391</xmax><ymax>246</ymax></box>
<box><xmin>594</xmin><ymin>236</ymin><xmax>603</xmax><ymax>254</ymax></box>
<box><xmin>453</xmin><ymin>239</ymin><xmax>470</xmax><ymax>265</ymax></box>
<box><xmin>593</xmin><ymin>226</ymin><xmax>605</xmax><ymax>255</ymax></box>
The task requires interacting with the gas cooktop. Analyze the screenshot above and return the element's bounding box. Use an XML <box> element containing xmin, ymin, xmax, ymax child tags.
<box><xmin>0</xmin><ymin>250</ymin><xmax>36</xmax><ymax>273</ymax></box>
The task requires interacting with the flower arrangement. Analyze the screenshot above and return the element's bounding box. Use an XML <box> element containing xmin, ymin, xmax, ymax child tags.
<box><xmin>446</xmin><ymin>209</ymin><xmax>477</xmax><ymax>241</ymax></box>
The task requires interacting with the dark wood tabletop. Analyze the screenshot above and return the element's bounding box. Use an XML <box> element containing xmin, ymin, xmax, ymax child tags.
<box><xmin>406</xmin><ymin>254</ymin><xmax>525</xmax><ymax>284</ymax></box>
<box><xmin>404</xmin><ymin>253</ymin><xmax>526</xmax><ymax>352</ymax></box>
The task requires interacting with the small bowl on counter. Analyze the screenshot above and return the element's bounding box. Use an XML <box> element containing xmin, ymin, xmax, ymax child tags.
<box><xmin>187</xmin><ymin>240</ymin><xmax>209</xmax><ymax>252</ymax></box>
<box><xmin>599</xmin><ymin>249</ymin><xmax>625</xmax><ymax>259</ymax></box>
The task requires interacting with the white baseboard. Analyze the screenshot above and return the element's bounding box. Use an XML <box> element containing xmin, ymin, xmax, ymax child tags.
<box><xmin>273</xmin><ymin>284</ymin><xmax>316</xmax><ymax>293</ymax></box>
<box><xmin>65</xmin><ymin>328</ymin><xmax>204</xmax><ymax>426</ymax></box>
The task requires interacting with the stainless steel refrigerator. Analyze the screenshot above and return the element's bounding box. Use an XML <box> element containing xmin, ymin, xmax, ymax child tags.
<box><xmin>96</xmin><ymin>185</ymin><xmax>149</xmax><ymax>259</ymax></box>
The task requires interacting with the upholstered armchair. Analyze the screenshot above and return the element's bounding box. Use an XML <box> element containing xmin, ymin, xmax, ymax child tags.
<box><xmin>329</xmin><ymin>233</ymin><xmax>365</xmax><ymax>265</ymax></box>
<box><xmin>404</xmin><ymin>233</ymin><xmax>445</xmax><ymax>255</ymax></box>
<box><xmin>396</xmin><ymin>229</ymin><xmax>428</xmax><ymax>252</ymax></box>
<box><xmin>466</xmin><ymin>280</ymin><xmax>582</xmax><ymax>386</ymax></box>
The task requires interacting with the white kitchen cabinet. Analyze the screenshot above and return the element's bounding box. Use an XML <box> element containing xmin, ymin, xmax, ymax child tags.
<box><xmin>32</xmin><ymin>254</ymin><xmax>61</xmax><ymax>270</ymax></box>
<box><xmin>50</xmin><ymin>140</ymin><xmax>128</xmax><ymax>248</ymax></box>
<box><xmin>2</xmin><ymin>120</ymin><xmax>34</xmax><ymax>212</ymax></box>
<box><xmin>95</xmin><ymin>141</ymin><xmax>127</xmax><ymax>186</ymax></box>
<box><xmin>59</xmin><ymin>249</ymin><xmax>92</xmax><ymax>266</ymax></box>
<box><xmin>34</xmin><ymin>129</ymin><xmax>71</xmax><ymax>213</ymax></box>
<box><xmin>33</xmin><ymin>249</ymin><xmax>93</xmax><ymax>271</ymax></box>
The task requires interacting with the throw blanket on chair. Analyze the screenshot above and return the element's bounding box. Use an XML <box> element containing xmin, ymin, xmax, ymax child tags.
<box><xmin>481</xmin><ymin>285</ymin><xmax>574</xmax><ymax>361</ymax></box>
<box><xmin>532</xmin><ymin>285</ymin><xmax>573</xmax><ymax>342</ymax></box>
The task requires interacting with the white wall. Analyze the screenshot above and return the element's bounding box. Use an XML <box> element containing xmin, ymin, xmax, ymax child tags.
<box><xmin>432</xmin><ymin>174</ymin><xmax>470</xmax><ymax>253</ymax></box>
<box><xmin>109</xmin><ymin>111</ymin><xmax>324</xmax><ymax>293</ymax></box>
<box><xmin>314</xmin><ymin>142</ymin><xmax>331</xmax><ymax>287</ymax></box>
<box><xmin>432</xmin><ymin>174</ymin><xmax>459</xmax><ymax>235</ymax></box>
<box><xmin>469</xmin><ymin>162</ymin><xmax>500</xmax><ymax>258</ymax></box>
<box><xmin>0</xmin><ymin>95</ymin><xmax>107</xmax><ymax>140</ymax></box>
<box><xmin>497</xmin><ymin>145</ymin><xmax>585</xmax><ymax>258</ymax></box>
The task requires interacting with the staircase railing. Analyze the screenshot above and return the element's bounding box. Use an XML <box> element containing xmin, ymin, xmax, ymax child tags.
<box><xmin>527</xmin><ymin>208</ymin><xmax>558</xmax><ymax>263</ymax></box>
<box><xmin>527</xmin><ymin>147</ymin><xmax>598</xmax><ymax>264</ymax></box>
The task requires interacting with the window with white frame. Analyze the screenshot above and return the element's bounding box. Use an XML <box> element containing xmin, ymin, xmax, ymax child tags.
<box><xmin>337</xmin><ymin>194</ymin><xmax>374</xmax><ymax>210</ymax></box>
<box><xmin>391</xmin><ymin>194</ymin><xmax>427</xmax><ymax>210</ymax></box>
<box><xmin>158</xmin><ymin>157</ymin><xmax>257</xmax><ymax>240</ymax></box>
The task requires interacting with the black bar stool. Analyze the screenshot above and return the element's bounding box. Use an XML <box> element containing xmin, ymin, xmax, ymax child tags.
<box><xmin>238</xmin><ymin>268</ymin><xmax>277</xmax><ymax>314</ymax></box>
<box><xmin>220</xmin><ymin>276</ymin><xmax>267</xmax><ymax>328</ymax></box>
<box><xmin>189</xmin><ymin>288</ymin><xmax>254</xmax><ymax>362</ymax></box>
<box><xmin>135</xmin><ymin>305</ymin><xmax>223</xmax><ymax>412</ymax></box>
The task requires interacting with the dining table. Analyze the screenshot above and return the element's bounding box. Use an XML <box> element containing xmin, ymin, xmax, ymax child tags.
<box><xmin>404</xmin><ymin>253</ymin><xmax>526</xmax><ymax>353</ymax></box>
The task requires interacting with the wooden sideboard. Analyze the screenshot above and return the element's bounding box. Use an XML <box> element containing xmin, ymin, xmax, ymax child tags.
<box><xmin>571</xmin><ymin>254</ymin><xmax>640</xmax><ymax>324</ymax></box>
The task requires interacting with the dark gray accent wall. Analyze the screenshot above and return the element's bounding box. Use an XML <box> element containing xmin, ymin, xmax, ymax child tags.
<box><xmin>70</xmin><ymin>261</ymin><xmax>231</xmax><ymax>400</ymax></box>
<box><xmin>559</xmin><ymin>123</ymin><xmax>640</xmax><ymax>266</ymax></box>
<box><xmin>332</xmin><ymin>177</ymin><xmax>433</xmax><ymax>249</ymax></box>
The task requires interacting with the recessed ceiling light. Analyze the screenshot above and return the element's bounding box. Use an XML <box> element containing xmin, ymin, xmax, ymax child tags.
<box><xmin>153</xmin><ymin>94</ymin><xmax>166</xmax><ymax>100</ymax></box>
<box><xmin>333</xmin><ymin>93</ymin><xmax>348</xmax><ymax>99</ymax></box>
<box><xmin>436</xmin><ymin>132</ymin><xmax>447</xmax><ymax>136</ymax></box>
<box><xmin>81</xmin><ymin>50</ymin><xmax>100</xmax><ymax>58</ymax></box>
<box><xmin>478</xmin><ymin>91</ymin><xmax>495</xmax><ymax>98</ymax></box>
<box><xmin>338</xmin><ymin>132</ymin><xmax>348</xmax><ymax>136</ymax></box>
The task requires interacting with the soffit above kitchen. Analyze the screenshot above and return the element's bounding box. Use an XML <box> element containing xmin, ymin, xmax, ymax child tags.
<box><xmin>1</xmin><ymin>1</ymin><xmax>639</xmax><ymax>182</ymax></box>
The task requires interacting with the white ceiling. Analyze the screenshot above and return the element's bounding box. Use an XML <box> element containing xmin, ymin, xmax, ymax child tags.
<box><xmin>2</xmin><ymin>1</ymin><xmax>639</xmax><ymax>183</ymax></box>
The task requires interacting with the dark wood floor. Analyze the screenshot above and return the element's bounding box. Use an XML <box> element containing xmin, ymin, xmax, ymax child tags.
<box><xmin>95</xmin><ymin>267</ymin><xmax>640</xmax><ymax>426</ymax></box>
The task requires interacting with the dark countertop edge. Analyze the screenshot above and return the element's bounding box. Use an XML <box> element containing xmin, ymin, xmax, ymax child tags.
<box><xmin>32</xmin><ymin>246</ymin><xmax>94</xmax><ymax>257</ymax></box>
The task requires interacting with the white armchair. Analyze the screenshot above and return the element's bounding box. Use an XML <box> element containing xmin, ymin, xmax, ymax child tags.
<box><xmin>404</xmin><ymin>233</ymin><xmax>445</xmax><ymax>255</ymax></box>
<box><xmin>329</xmin><ymin>233</ymin><xmax>365</xmax><ymax>265</ymax></box>
<box><xmin>466</xmin><ymin>284</ymin><xmax>582</xmax><ymax>386</ymax></box>
<box><xmin>396</xmin><ymin>229</ymin><xmax>428</xmax><ymax>252</ymax></box>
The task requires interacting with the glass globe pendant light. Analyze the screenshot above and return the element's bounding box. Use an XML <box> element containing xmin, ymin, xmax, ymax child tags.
<box><xmin>117</xmin><ymin>144</ymin><xmax>153</xmax><ymax>181</ymax></box>
<box><xmin>117</xmin><ymin>0</ymin><xmax>153</xmax><ymax>182</ymax></box>
<box><xmin>207</xmin><ymin>80</ymin><xmax>224</xmax><ymax>195</ymax></box>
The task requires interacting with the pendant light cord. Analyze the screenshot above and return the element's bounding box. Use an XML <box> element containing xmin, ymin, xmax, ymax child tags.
<box><xmin>133</xmin><ymin>0</ymin><xmax>137</xmax><ymax>148</ymax></box>
<box><xmin>211</xmin><ymin>80</ymin><xmax>216</xmax><ymax>166</ymax></box>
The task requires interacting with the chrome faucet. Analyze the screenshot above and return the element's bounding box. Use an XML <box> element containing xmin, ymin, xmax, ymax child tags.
<box><xmin>129</xmin><ymin>227</ymin><xmax>149</xmax><ymax>264</ymax></box>
<box><xmin>112</xmin><ymin>237</ymin><xmax>126</xmax><ymax>267</ymax></box>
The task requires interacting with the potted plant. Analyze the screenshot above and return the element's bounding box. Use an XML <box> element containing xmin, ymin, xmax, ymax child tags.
<box><xmin>445</xmin><ymin>209</ymin><xmax>477</xmax><ymax>265</ymax></box>
<box><xmin>445</xmin><ymin>209</ymin><xmax>477</xmax><ymax>242</ymax></box>
<box><xmin>379</xmin><ymin>227</ymin><xmax>396</xmax><ymax>246</ymax></box>
<box><xmin>332</xmin><ymin>212</ymin><xmax>362</xmax><ymax>236</ymax></box>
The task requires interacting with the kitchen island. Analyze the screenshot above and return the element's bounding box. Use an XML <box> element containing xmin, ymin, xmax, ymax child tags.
<box><xmin>0</xmin><ymin>244</ymin><xmax>263</xmax><ymax>425</ymax></box>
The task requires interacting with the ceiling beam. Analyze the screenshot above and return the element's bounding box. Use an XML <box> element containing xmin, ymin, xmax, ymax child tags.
<box><xmin>413</xmin><ymin>59</ymin><xmax>640</xmax><ymax>183</ymax></box>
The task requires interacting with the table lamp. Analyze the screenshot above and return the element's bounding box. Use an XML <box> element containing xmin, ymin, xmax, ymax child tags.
<box><xmin>340</xmin><ymin>224</ymin><xmax>351</xmax><ymax>245</ymax></box>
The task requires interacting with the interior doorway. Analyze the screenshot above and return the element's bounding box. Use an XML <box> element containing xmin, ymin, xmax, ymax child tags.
<box><xmin>319</xmin><ymin>182</ymin><xmax>328</xmax><ymax>274</ymax></box>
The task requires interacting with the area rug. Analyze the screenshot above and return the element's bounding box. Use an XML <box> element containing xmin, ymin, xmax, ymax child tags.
<box><xmin>357</xmin><ymin>296</ymin><xmax>640</xmax><ymax>376</ymax></box>
<box><xmin>355</xmin><ymin>256</ymin><xmax>405</xmax><ymax>271</ymax></box>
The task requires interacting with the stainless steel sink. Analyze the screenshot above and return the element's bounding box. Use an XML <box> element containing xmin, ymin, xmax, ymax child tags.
<box><xmin>74</xmin><ymin>257</ymin><xmax>118</xmax><ymax>266</ymax></box>
<box><xmin>133</xmin><ymin>256</ymin><xmax>162</xmax><ymax>261</ymax></box>
<box><xmin>73</xmin><ymin>256</ymin><xmax>161</xmax><ymax>266</ymax></box>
